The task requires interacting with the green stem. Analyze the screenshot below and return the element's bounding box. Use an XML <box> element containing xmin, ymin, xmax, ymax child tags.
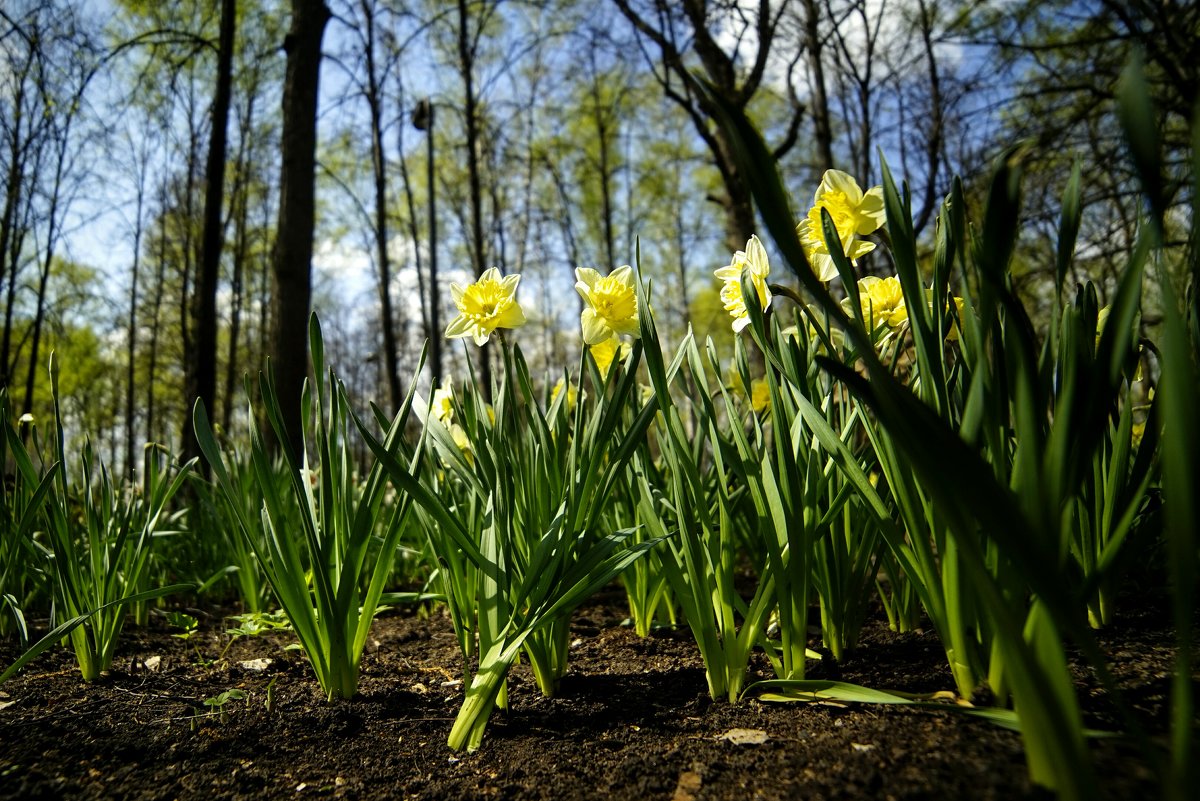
<box><xmin>68</xmin><ymin>622</ymin><xmax>100</xmax><ymax>682</ymax></box>
<box><xmin>820</xmin><ymin>597</ymin><xmax>844</xmax><ymax>663</ymax></box>
<box><xmin>524</xmin><ymin>616</ymin><xmax>571</xmax><ymax>697</ymax></box>
<box><xmin>448</xmin><ymin>643</ymin><xmax>514</xmax><ymax>752</ymax></box>
<box><xmin>323</xmin><ymin>629</ymin><xmax>359</xmax><ymax>701</ymax></box>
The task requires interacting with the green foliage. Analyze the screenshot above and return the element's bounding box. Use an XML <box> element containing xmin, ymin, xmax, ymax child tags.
<box><xmin>193</xmin><ymin>315</ymin><xmax>418</xmax><ymax>701</ymax></box>
<box><xmin>361</xmin><ymin>318</ymin><xmax>662</xmax><ymax>752</ymax></box>
<box><xmin>690</xmin><ymin>59</ymin><xmax>1196</xmax><ymax>800</ymax></box>
<box><xmin>1</xmin><ymin>356</ymin><xmax>193</xmax><ymax>683</ymax></box>
<box><xmin>0</xmin><ymin>391</ymin><xmax>53</xmax><ymax>643</ymax></box>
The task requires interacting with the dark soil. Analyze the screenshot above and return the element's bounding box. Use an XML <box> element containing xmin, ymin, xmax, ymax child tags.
<box><xmin>0</xmin><ymin>588</ymin><xmax>1182</xmax><ymax>800</ymax></box>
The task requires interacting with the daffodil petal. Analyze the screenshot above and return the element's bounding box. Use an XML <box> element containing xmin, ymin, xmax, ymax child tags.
<box><xmin>609</xmin><ymin>264</ymin><xmax>633</xmax><ymax>284</ymax></box>
<box><xmin>495</xmin><ymin>301</ymin><xmax>526</xmax><ymax>329</ymax></box>
<box><xmin>574</xmin><ymin>267</ymin><xmax>601</xmax><ymax>291</ymax></box>
<box><xmin>819</xmin><ymin>169</ymin><xmax>863</xmax><ymax>205</ymax></box>
<box><xmin>714</xmin><ymin>264</ymin><xmax>742</xmax><ymax>281</ymax></box>
<box><xmin>580</xmin><ymin>308</ymin><xmax>611</xmax><ymax>345</ymax></box>
<box><xmin>858</xmin><ymin>187</ymin><xmax>886</xmax><ymax>233</ymax></box>
<box><xmin>809</xmin><ymin>253</ymin><xmax>838</xmax><ymax>282</ymax></box>
<box><xmin>847</xmin><ymin>239</ymin><xmax>876</xmax><ymax>261</ymax></box>
<box><xmin>445</xmin><ymin>315</ymin><xmax>473</xmax><ymax>339</ymax></box>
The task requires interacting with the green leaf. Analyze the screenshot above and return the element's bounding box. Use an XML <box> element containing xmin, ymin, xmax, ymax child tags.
<box><xmin>1116</xmin><ymin>54</ymin><xmax>1166</xmax><ymax>230</ymax></box>
<box><xmin>1056</xmin><ymin>162</ymin><xmax>1083</xmax><ymax>297</ymax></box>
<box><xmin>1</xmin><ymin>584</ymin><xmax>192</xmax><ymax>685</ymax></box>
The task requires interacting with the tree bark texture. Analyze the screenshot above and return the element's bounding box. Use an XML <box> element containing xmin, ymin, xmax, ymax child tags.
<box><xmin>456</xmin><ymin>0</ymin><xmax>492</xmax><ymax>398</ymax></box>
<box><xmin>268</xmin><ymin>0</ymin><xmax>330</xmax><ymax>457</ymax></box>
<box><xmin>182</xmin><ymin>0</ymin><xmax>236</xmax><ymax>467</ymax></box>
<box><xmin>362</xmin><ymin>0</ymin><xmax>402</xmax><ymax>411</ymax></box>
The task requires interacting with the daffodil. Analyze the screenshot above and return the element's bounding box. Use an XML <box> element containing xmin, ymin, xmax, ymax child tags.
<box><xmin>1093</xmin><ymin>304</ymin><xmax>1142</xmax><ymax>379</ymax></box>
<box><xmin>858</xmin><ymin>276</ymin><xmax>908</xmax><ymax>331</ymax></box>
<box><xmin>921</xmin><ymin>289</ymin><xmax>966</xmax><ymax>341</ymax></box>
<box><xmin>750</xmin><ymin>379</ymin><xmax>770</xmax><ymax>413</ymax></box>
<box><xmin>575</xmin><ymin>265</ymin><xmax>640</xmax><ymax>345</ymax></box>
<box><xmin>639</xmin><ymin>383</ymin><xmax>655</xmax><ymax>407</ymax></box>
<box><xmin>449</xmin><ymin>423</ymin><xmax>474</xmax><ymax>466</ymax></box>
<box><xmin>589</xmin><ymin>334</ymin><xmax>629</xmax><ymax>379</ymax></box>
<box><xmin>944</xmin><ymin>295</ymin><xmax>966</xmax><ymax>341</ymax></box>
<box><xmin>784</xmin><ymin>311</ymin><xmax>844</xmax><ymax>355</ymax></box>
<box><xmin>445</xmin><ymin>268</ymin><xmax>526</xmax><ymax>346</ymax></box>
<box><xmin>715</xmin><ymin>235</ymin><xmax>772</xmax><ymax>332</ymax></box>
<box><xmin>796</xmin><ymin>169</ymin><xmax>886</xmax><ymax>282</ymax></box>
<box><xmin>726</xmin><ymin>367</ymin><xmax>771</xmax><ymax>414</ymax></box>
<box><xmin>550</xmin><ymin>377</ymin><xmax>578</xmax><ymax>412</ymax></box>
<box><xmin>431</xmin><ymin>383</ymin><xmax>455</xmax><ymax>425</ymax></box>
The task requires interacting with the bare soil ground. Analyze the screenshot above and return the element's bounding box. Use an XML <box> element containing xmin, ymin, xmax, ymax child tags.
<box><xmin>0</xmin><ymin>587</ymin><xmax>1182</xmax><ymax>800</ymax></box>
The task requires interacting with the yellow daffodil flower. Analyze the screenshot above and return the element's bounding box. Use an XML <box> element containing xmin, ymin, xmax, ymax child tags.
<box><xmin>445</xmin><ymin>267</ymin><xmax>526</xmax><ymax>346</ymax></box>
<box><xmin>726</xmin><ymin>367</ymin><xmax>771</xmax><ymax>413</ymax></box>
<box><xmin>1093</xmin><ymin>304</ymin><xmax>1143</xmax><ymax>379</ymax></box>
<box><xmin>858</xmin><ymin>276</ymin><xmax>909</xmax><ymax>331</ymax></box>
<box><xmin>944</xmin><ymin>295</ymin><xmax>966</xmax><ymax>341</ymax></box>
<box><xmin>430</xmin><ymin>383</ymin><xmax>455</xmax><ymax>425</ymax></box>
<box><xmin>920</xmin><ymin>289</ymin><xmax>966</xmax><ymax>341</ymax></box>
<box><xmin>715</xmin><ymin>235</ymin><xmax>772</xmax><ymax>332</ymax></box>
<box><xmin>750</xmin><ymin>379</ymin><xmax>770</xmax><ymax>413</ymax></box>
<box><xmin>575</xmin><ymin>265</ymin><xmax>640</xmax><ymax>345</ymax></box>
<box><xmin>449</xmin><ymin>423</ymin><xmax>474</xmax><ymax>466</ymax></box>
<box><xmin>550</xmin><ymin>377</ymin><xmax>578</xmax><ymax>412</ymax></box>
<box><xmin>797</xmin><ymin>169</ymin><xmax>886</xmax><ymax>282</ymax></box>
<box><xmin>589</xmin><ymin>334</ymin><xmax>629</xmax><ymax>379</ymax></box>
<box><xmin>795</xmin><ymin>307</ymin><xmax>845</xmax><ymax>353</ymax></box>
<box><xmin>639</xmin><ymin>383</ymin><xmax>655</xmax><ymax>406</ymax></box>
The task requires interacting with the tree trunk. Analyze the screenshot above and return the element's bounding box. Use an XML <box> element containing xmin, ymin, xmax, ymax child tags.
<box><xmin>20</xmin><ymin>72</ymin><xmax>80</xmax><ymax>420</ymax></box>
<box><xmin>125</xmin><ymin>155</ymin><xmax>147</xmax><ymax>480</ymax></box>
<box><xmin>456</xmin><ymin>0</ymin><xmax>492</xmax><ymax>398</ymax></box>
<box><xmin>146</xmin><ymin>182</ymin><xmax>169</xmax><ymax>445</ymax></box>
<box><xmin>182</xmin><ymin>0</ymin><xmax>237</xmax><ymax>467</ymax></box>
<box><xmin>0</xmin><ymin>46</ymin><xmax>35</xmax><ymax>391</ymax></box>
<box><xmin>268</xmin><ymin>0</ymin><xmax>330</xmax><ymax>457</ymax></box>
<box><xmin>712</xmin><ymin>124</ymin><xmax>758</xmax><ymax>251</ymax></box>
<box><xmin>222</xmin><ymin>91</ymin><xmax>257</xmax><ymax>434</ymax></box>
<box><xmin>362</xmin><ymin>0</ymin><xmax>402</xmax><ymax>410</ymax></box>
<box><xmin>178</xmin><ymin>81</ymin><xmax>202</xmax><ymax>379</ymax></box>
<box><xmin>911</xmin><ymin>0</ymin><xmax>944</xmax><ymax>236</ymax></box>
<box><xmin>396</xmin><ymin>92</ymin><xmax>431</xmax><ymax>376</ymax></box>
<box><xmin>802</xmin><ymin>0</ymin><xmax>835</xmax><ymax>173</ymax></box>
<box><xmin>21</xmin><ymin>147</ymin><xmax>65</xmax><ymax>418</ymax></box>
<box><xmin>586</xmin><ymin>48</ymin><xmax>618</xmax><ymax>269</ymax></box>
<box><xmin>0</xmin><ymin>155</ymin><xmax>24</xmax><ymax>389</ymax></box>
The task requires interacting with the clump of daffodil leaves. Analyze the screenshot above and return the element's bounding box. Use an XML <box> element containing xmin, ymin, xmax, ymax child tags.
<box><xmin>5</xmin><ymin>73</ymin><xmax>1188</xmax><ymax>801</ymax></box>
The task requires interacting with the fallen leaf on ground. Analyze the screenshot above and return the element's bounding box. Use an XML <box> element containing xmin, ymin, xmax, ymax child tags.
<box><xmin>718</xmin><ymin>728</ymin><xmax>769</xmax><ymax>746</ymax></box>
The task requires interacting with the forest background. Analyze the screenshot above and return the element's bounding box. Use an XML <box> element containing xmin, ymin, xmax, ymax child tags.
<box><xmin>1</xmin><ymin>0</ymin><xmax>1195</xmax><ymax>474</ymax></box>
